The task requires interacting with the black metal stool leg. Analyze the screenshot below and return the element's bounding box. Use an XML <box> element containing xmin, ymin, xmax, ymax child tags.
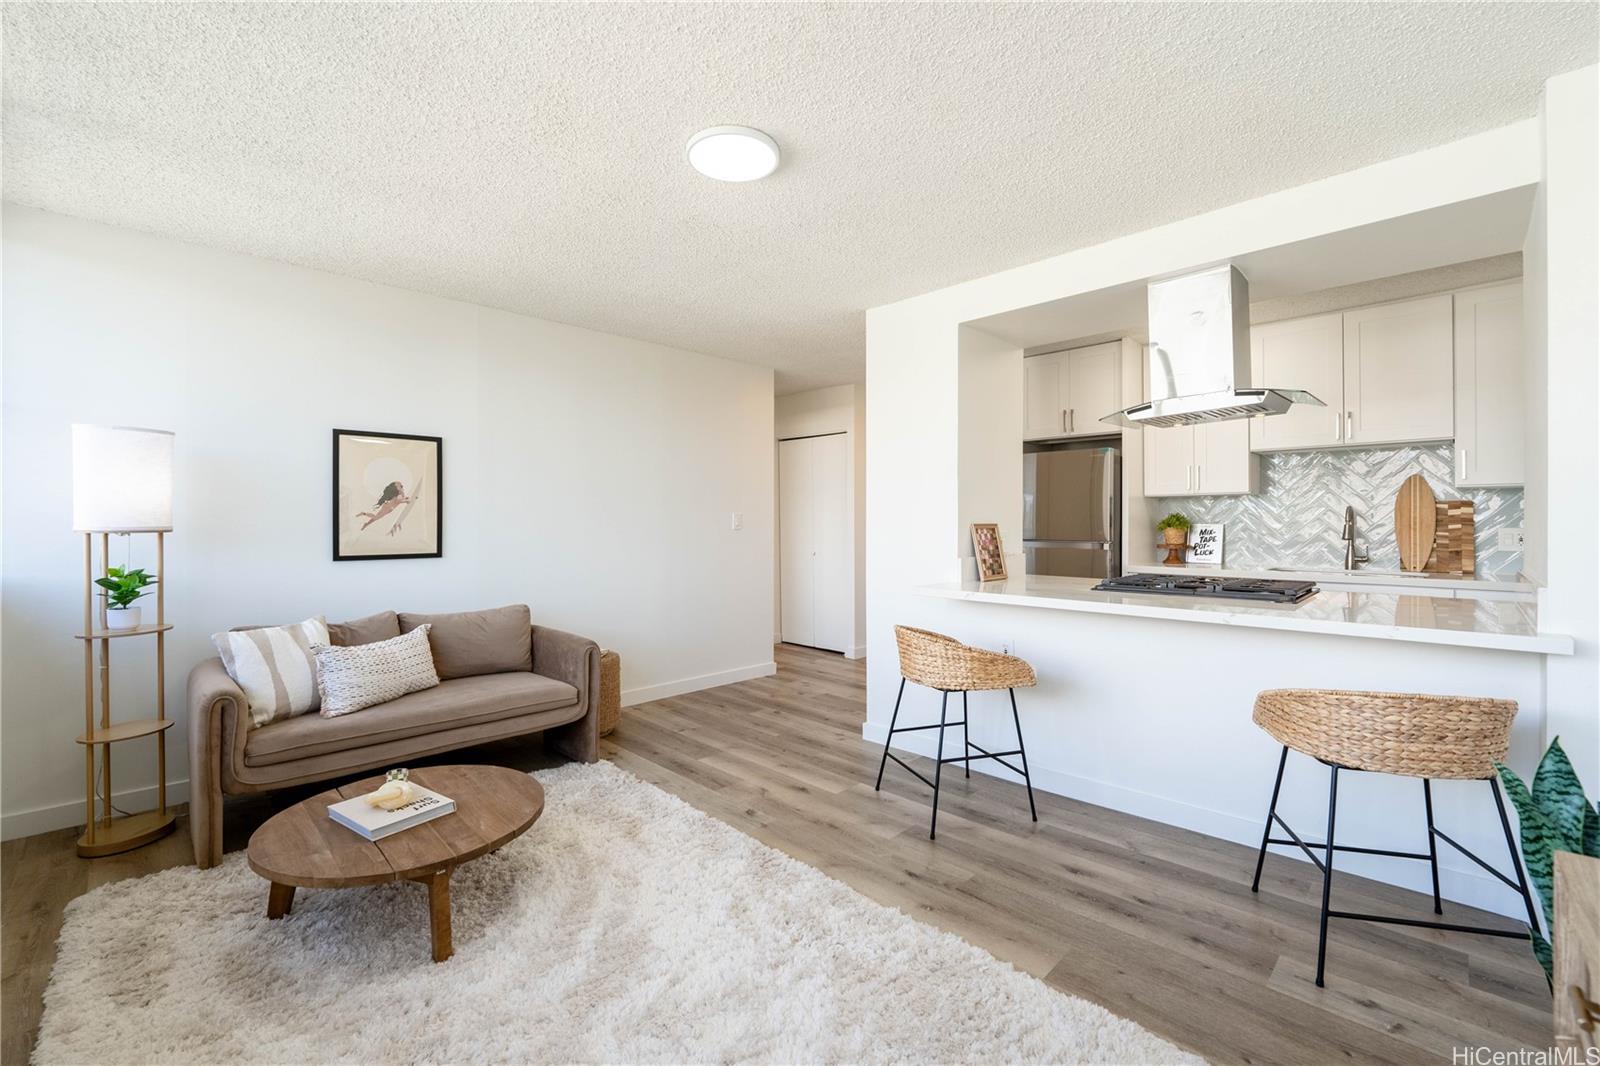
<box><xmin>930</xmin><ymin>691</ymin><xmax>950</xmax><ymax>840</ymax></box>
<box><xmin>1252</xmin><ymin>745</ymin><xmax>1289</xmax><ymax>893</ymax></box>
<box><xmin>962</xmin><ymin>691</ymin><xmax>971</xmax><ymax>778</ymax></box>
<box><xmin>1315</xmin><ymin>764</ymin><xmax>1340</xmax><ymax>988</ymax></box>
<box><xmin>1422</xmin><ymin>778</ymin><xmax>1443</xmax><ymax>915</ymax></box>
<box><xmin>874</xmin><ymin>678</ymin><xmax>907</xmax><ymax>791</ymax></box>
<box><xmin>1490</xmin><ymin>775</ymin><xmax>1544</xmax><ymax>935</ymax></box>
<box><xmin>1008</xmin><ymin>688</ymin><xmax>1037</xmax><ymax>822</ymax></box>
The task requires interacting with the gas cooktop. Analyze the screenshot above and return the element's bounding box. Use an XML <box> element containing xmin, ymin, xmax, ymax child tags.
<box><xmin>1092</xmin><ymin>573</ymin><xmax>1318</xmax><ymax>604</ymax></box>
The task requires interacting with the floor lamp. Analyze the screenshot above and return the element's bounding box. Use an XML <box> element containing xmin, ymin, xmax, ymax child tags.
<box><xmin>71</xmin><ymin>424</ymin><xmax>178</xmax><ymax>857</ymax></box>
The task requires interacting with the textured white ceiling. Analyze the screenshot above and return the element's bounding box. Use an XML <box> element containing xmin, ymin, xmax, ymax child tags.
<box><xmin>3</xmin><ymin>3</ymin><xmax>1594</xmax><ymax>393</ymax></box>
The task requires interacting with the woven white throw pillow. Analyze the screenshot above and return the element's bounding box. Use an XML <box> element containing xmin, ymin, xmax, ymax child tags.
<box><xmin>211</xmin><ymin>617</ymin><xmax>330</xmax><ymax>728</ymax></box>
<box><xmin>313</xmin><ymin>624</ymin><xmax>440</xmax><ymax>718</ymax></box>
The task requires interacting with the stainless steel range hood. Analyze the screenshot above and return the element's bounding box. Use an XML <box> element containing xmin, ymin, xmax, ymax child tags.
<box><xmin>1101</xmin><ymin>264</ymin><xmax>1323</xmax><ymax>429</ymax></box>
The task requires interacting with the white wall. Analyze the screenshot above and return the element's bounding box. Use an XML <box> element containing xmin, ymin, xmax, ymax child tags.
<box><xmin>866</xmin><ymin>121</ymin><xmax>1563</xmax><ymax>917</ymax></box>
<box><xmin>775</xmin><ymin>384</ymin><xmax>866</xmax><ymax>657</ymax></box>
<box><xmin>1</xmin><ymin>205</ymin><xmax>777</xmax><ymax>838</ymax></box>
<box><xmin>1522</xmin><ymin>65</ymin><xmax>1599</xmax><ymax>794</ymax></box>
<box><xmin>957</xmin><ymin>327</ymin><xmax>1024</xmax><ymax>579</ymax></box>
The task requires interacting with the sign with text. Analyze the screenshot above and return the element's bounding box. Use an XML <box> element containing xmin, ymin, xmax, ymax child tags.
<box><xmin>1188</xmin><ymin>524</ymin><xmax>1224</xmax><ymax>566</ymax></box>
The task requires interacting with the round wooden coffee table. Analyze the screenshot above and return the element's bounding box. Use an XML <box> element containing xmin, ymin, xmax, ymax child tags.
<box><xmin>246</xmin><ymin>764</ymin><xmax>544</xmax><ymax>962</ymax></box>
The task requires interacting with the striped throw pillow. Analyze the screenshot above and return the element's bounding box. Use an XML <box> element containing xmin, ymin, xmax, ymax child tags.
<box><xmin>211</xmin><ymin>617</ymin><xmax>330</xmax><ymax>728</ymax></box>
<box><xmin>313</xmin><ymin>625</ymin><xmax>440</xmax><ymax>718</ymax></box>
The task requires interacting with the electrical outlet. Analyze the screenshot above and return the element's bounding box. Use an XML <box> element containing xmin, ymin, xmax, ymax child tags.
<box><xmin>1001</xmin><ymin>638</ymin><xmax>1015</xmax><ymax>656</ymax></box>
<box><xmin>1497</xmin><ymin>527</ymin><xmax>1524</xmax><ymax>551</ymax></box>
<box><xmin>730</xmin><ymin>512</ymin><xmax>744</xmax><ymax>531</ymax></box>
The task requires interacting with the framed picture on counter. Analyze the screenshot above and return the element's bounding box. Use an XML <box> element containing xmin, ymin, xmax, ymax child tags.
<box><xmin>1188</xmin><ymin>523</ymin><xmax>1224</xmax><ymax>566</ymax></box>
<box><xmin>971</xmin><ymin>522</ymin><xmax>1007</xmax><ymax>582</ymax></box>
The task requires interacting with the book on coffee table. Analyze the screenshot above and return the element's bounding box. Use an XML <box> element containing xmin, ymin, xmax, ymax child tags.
<box><xmin>327</xmin><ymin>786</ymin><xmax>456</xmax><ymax>841</ymax></box>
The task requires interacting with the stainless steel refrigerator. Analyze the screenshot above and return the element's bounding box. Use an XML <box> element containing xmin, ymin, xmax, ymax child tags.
<box><xmin>1023</xmin><ymin>447</ymin><xmax>1120</xmax><ymax>578</ymax></box>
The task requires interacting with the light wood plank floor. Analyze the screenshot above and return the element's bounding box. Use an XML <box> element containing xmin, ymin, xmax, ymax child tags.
<box><xmin>2</xmin><ymin>645</ymin><xmax>1551</xmax><ymax>1064</ymax></box>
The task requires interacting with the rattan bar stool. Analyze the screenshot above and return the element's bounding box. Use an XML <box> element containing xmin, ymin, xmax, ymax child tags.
<box><xmin>1249</xmin><ymin>688</ymin><xmax>1541</xmax><ymax>987</ymax></box>
<box><xmin>874</xmin><ymin>626</ymin><xmax>1038</xmax><ymax>840</ymax></box>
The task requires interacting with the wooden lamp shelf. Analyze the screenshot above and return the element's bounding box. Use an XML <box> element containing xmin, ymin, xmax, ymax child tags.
<box><xmin>74</xmin><ymin>623</ymin><xmax>174</xmax><ymax>640</ymax></box>
<box><xmin>76</xmin><ymin>529</ymin><xmax>177</xmax><ymax>858</ymax></box>
<box><xmin>77</xmin><ymin>809</ymin><xmax>178</xmax><ymax>860</ymax></box>
<box><xmin>75</xmin><ymin>717</ymin><xmax>176</xmax><ymax>746</ymax></box>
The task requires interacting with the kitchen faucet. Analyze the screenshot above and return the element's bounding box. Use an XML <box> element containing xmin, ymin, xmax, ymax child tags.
<box><xmin>1342</xmin><ymin>505</ymin><xmax>1369</xmax><ymax>571</ymax></box>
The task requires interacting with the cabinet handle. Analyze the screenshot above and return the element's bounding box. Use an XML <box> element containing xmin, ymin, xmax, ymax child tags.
<box><xmin>1196</xmin><ymin>464</ymin><xmax>1202</xmax><ymax>492</ymax></box>
<box><xmin>1335</xmin><ymin>410</ymin><xmax>1342</xmax><ymax>441</ymax></box>
<box><xmin>1459</xmin><ymin>448</ymin><xmax>1468</xmax><ymax>481</ymax></box>
<box><xmin>1062</xmin><ymin>410</ymin><xmax>1069</xmax><ymax>434</ymax></box>
<box><xmin>1070</xmin><ymin>409</ymin><xmax>1076</xmax><ymax>433</ymax></box>
<box><xmin>1345</xmin><ymin>411</ymin><xmax>1354</xmax><ymax>440</ymax></box>
<box><xmin>1187</xmin><ymin>466</ymin><xmax>1193</xmax><ymax>492</ymax></box>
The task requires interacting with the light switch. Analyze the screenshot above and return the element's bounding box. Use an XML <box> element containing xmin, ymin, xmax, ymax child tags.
<box><xmin>1496</xmin><ymin>528</ymin><xmax>1524</xmax><ymax>551</ymax></box>
<box><xmin>730</xmin><ymin>512</ymin><xmax>744</xmax><ymax>531</ymax></box>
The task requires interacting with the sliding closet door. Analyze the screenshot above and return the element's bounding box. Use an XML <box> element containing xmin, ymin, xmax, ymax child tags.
<box><xmin>778</xmin><ymin>433</ymin><xmax>850</xmax><ymax>653</ymax></box>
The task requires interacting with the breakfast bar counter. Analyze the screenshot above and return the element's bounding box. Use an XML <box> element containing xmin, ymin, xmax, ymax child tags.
<box><xmin>918</xmin><ymin>574</ymin><xmax>1572</xmax><ymax>656</ymax></box>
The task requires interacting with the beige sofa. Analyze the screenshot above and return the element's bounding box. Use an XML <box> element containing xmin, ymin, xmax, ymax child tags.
<box><xmin>187</xmin><ymin>604</ymin><xmax>598</xmax><ymax>868</ymax></box>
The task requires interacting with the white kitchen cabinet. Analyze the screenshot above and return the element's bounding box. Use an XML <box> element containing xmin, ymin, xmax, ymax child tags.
<box><xmin>1023</xmin><ymin>350</ymin><xmax>1067</xmax><ymax>441</ymax></box>
<box><xmin>1195</xmin><ymin>418</ymin><xmax>1259</xmax><ymax>494</ymax></box>
<box><xmin>1064</xmin><ymin>341</ymin><xmax>1122</xmax><ymax>436</ymax></box>
<box><xmin>1023</xmin><ymin>341</ymin><xmax>1121</xmax><ymax>440</ymax></box>
<box><xmin>1249</xmin><ymin>313</ymin><xmax>1345</xmax><ymax>452</ymax></box>
<box><xmin>1454</xmin><ymin>283</ymin><xmax>1524</xmax><ymax>487</ymax></box>
<box><xmin>1142</xmin><ymin>420</ymin><xmax>1259</xmax><ymax>496</ymax></box>
<box><xmin>1342</xmin><ymin>294</ymin><xmax>1454</xmax><ymax>446</ymax></box>
<box><xmin>1143</xmin><ymin>425</ymin><xmax>1195</xmax><ymax>495</ymax></box>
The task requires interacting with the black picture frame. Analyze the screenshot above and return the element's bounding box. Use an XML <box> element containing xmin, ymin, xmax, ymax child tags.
<box><xmin>331</xmin><ymin>428</ymin><xmax>443</xmax><ymax>561</ymax></box>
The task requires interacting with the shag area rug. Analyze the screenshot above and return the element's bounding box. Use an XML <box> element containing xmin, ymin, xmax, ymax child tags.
<box><xmin>36</xmin><ymin>761</ymin><xmax>1197</xmax><ymax>1065</ymax></box>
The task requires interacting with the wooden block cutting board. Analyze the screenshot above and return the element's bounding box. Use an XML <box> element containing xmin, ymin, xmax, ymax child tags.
<box><xmin>1394</xmin><ymin>473</ymin><xmax>1437</xmax><ymax>572</ymax></box>
<box><xmin>1424</xmin><ymin>499</ymin><xmax>1476</xmax><ymax>575</ymax></box>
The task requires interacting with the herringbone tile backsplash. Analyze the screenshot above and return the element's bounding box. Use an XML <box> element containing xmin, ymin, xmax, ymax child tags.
<box><xmin>1150</xmin><ymin>442</ymin><xmax>1525</xmax><ymax>579</ymax></box>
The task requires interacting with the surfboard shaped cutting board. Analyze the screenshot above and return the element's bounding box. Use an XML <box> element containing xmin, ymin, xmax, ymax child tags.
<box><xmin>1394</xmin><ymin>473</ymin><xmax>1437</xmax><ymax>572</ymax></box>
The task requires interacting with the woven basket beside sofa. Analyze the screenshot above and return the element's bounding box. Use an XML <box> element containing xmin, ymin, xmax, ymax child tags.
<box><xmin>598</xmin><ymin>649</ymin><xmax>621</xmax><ymax>737</ymax></box>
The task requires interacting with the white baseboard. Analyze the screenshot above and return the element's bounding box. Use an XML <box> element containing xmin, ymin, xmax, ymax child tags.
<box><xmin>622</xmin><ymin>660</ymin><xmax>777</xmax><ymax>707</ymax></box>
<box><xmin>861</xmin><ymin>722</ymin><xmax>1528</xmax><ymax>921</ymax></box>
<box><xmin>2</xmin><ymin>779</ymin><xmax>191</xmax><ymax>842</ymax></box>
<box><xmin>845</xmin><ymin>645</ymin><xmax>867</xmax><ymax>660</ymax></box>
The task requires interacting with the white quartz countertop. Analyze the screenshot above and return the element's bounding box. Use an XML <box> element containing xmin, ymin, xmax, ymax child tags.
<box><xmin>1126</xmin><ymin>562</ymin><xmax>1533</xmax><ymax>594</ymax></box>
<box><xmin>918</xmin><ymin>575</ymin><xmax>1573</xmax><ymax>656</ymax></box>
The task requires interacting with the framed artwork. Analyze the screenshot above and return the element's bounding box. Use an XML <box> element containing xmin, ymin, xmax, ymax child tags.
<box><xmin>332</xmin><ymin>429</ymin><xmax>442</xmax><ymax>561</ymax></box>
<box><xmin>971</xmin><ymin>522</ymin><xmax>1008</xmax><ymax>582</ymax></box>
<box><xmin>1189</xmin><ymin>523</ymin><xmax>1224</xmax><ymax>566</ymax></box>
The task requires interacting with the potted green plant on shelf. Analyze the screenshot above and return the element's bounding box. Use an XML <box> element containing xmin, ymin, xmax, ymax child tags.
<box><xmin>1495</xmin><ymin>738</ymin><xmax>1599</xmax><ymax>981</ymax></box>
<box><xmin>1156</xmin><ymin>512</ymin><xmax>1191</xmax><ymax>565</ymax></box>
<box><xmin>95</xmin><ymin>566</ymin><xmax>155</xmax><ymax>630</ymax></box>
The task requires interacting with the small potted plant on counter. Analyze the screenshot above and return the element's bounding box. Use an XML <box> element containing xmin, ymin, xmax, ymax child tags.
<box><xmin>1156</xmin><ymin>513</ymin><xmax>1191</xmax><ymax>565</ymax></box>
<box><xmin>95</xmin><ymin>566</ymin><xmax>155</xmax><ymax>630</ymax></box>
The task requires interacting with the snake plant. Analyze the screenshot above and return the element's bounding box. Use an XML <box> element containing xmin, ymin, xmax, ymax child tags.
<box><xmin>1494</xmin><ymin>738</ymin><xmax>1600</xmax><ymax>980</ymax></box>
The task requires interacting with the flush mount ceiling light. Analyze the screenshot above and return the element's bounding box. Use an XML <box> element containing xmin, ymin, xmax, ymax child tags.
<box><xmin>686</xmin><ymin>126</ymin><xmax>780</xmax><ymax>182</ymax></box>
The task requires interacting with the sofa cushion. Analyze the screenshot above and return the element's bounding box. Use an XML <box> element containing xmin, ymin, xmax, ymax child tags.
<box><xmin>328</xmin><ymin>610</ymin><xmax>402</xmax><ymax>647</ymax></box>
<box><xmin>397</xmin><ymin>605</ymin><xmax>532</xmax><ymax>680</ymax></box>
<box><xmin>314</xmin><ymin>625</ymin><xmax>439</xmax><ymax>717</ymax></box>
<box><xmin>243</xmin><ymin>671</ymin><xmax>577</xmax><ymax>767</ymax></box>
<box><xmin>212</xmin><ymin>617</ymin><xmax>330</xmax><ymax>727</ymax></box>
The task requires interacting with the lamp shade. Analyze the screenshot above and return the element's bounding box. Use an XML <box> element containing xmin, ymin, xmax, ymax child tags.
<box><xmin>71</xmin><ymin>425</ymin><xmax>174</xmax><ymax>532</ymax></box>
